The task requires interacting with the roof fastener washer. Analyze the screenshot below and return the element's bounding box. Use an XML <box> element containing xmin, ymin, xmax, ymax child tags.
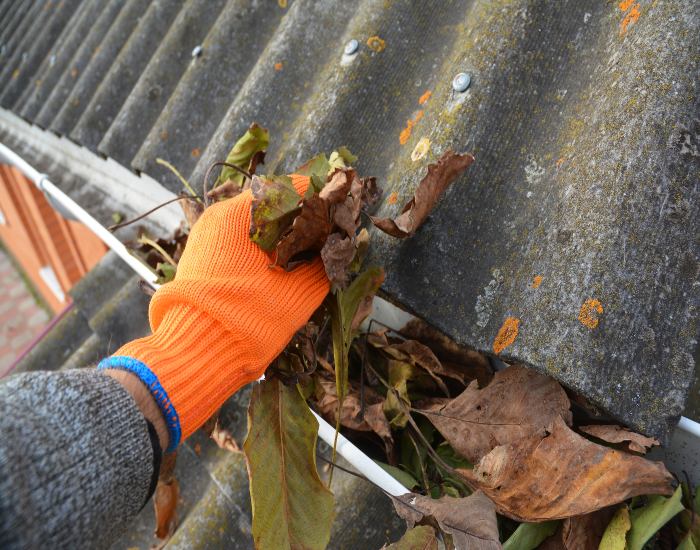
<box><xmin>452</xmin><ymin>72</ymin><xmax>471</xmax><ymax>93</ymax></box>
<box><xmin>344</xmin><ymin>39</ymin><xmax>359</xmax><ymax>56</ymax></box>
<box><xmin>191</xmin><ymin>45</ymin><xmax>203</xmax><ymax>58</ymax></box>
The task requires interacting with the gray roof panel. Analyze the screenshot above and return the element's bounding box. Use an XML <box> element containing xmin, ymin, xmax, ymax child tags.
<box><xmin>70</xmin><ymin>0</ymin><xmax>185</xmax><ymax>152</ymax></box>
<box><xmin>34</xmin><ymin>0</ymin><xmax>127</xmax><ymax>129</ymax></box>
<box><xmin>98</xmin><ymin>0</ymin><xmax>228</xmax><ymax>168</ymax></box>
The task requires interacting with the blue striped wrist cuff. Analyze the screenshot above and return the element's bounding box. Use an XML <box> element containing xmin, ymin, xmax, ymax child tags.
<box><xmin>98</xmin><ymin>355</ymin><xmax>181</xmax><ymax>452</ymax></box>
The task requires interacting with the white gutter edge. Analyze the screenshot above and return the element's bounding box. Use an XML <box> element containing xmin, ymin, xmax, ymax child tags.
<box><xmin>0</xmin><ymin>142</ymin><xmax>159</xmax><ymax>285</ymax></box>
<box><xmin>0</xmin><ymin>141</ymin><xmax>409</xmax><ymax>497</ymax></box>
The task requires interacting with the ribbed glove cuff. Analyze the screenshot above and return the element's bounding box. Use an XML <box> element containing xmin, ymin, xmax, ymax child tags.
<box><xmin>99</xmin><ymin>304</ymin><xmax>260</xmax><ymax>451</ymax></box>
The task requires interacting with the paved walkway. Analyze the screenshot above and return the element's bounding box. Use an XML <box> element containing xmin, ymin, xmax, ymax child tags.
<box><xmin>0</xmin><ymin>249</ymin><xmax>50</xmax><ymax>374</ymax></box>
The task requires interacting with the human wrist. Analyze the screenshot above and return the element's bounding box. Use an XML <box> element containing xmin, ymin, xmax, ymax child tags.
<box><xmin>100</xmin><ymin>303</ymin><xmax>264</xmax><ymax>449</ymax></box>
<box><xmin>102</xmin><ymin>368</ymin><xmax>170</xmax><ymax>452</ymax></box>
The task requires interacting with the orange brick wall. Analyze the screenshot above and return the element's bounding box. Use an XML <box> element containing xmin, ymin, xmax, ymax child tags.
<box><xmin>0</xmin><ymin>165</ymin><xmax>107</xmax><ymax>313</ymax></box>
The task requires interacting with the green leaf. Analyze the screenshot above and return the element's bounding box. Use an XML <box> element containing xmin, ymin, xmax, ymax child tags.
<box><xmin>384</xmin><ymin>525</ymin><xmax>438</xmax><ymax>550</ymax></box>
<box><xmin>249</xmin><ymin>175</ymin><xmax>301</xmax><ymax>251</ymax></box>
<box><xmin>502</xmin><ymin>520</ymin><xmax>560</xmax><ymax>550</ymax></box>
<box><xmin>218</xmin><ymin>123</ymin><xmax>269</xmax><ymax>186</ymax></box>
<box><xmin>599</xmin><ymin>506</ymin><xmax>631</xmax><ymax>550</ymax></box>
<box><xmin>328</xmin><ymin>147</ymin><xmax>357</xmax><ymax>171</ymax></box>
<box><xmin>156</xmin><ymin>262</ymin><xmax>176</xmax><ymax>284</ymax></box>
<box><xmin>296</xmin><ymin>153</ymin><xmax>330</xmax><ymax>179</ymax></box>
<box><xmin>244</xmin><ymin>378</ymin><xmax>334</xmax><ymax>550</ymax></box>
<box><xmin>435</xmin><ymin>442</ymin><xmax>473</xmax><ymax>469</ymax></box>
<box><xmin>374</xmin><ymin>460</ymin><xmax>419</xmax><ymax>490</ymax></box>
<box><xmin>679</xmin><ymin>534</ymin><xmax>698</xmax><ymax>550</ymax></box>
<box><xmin>628</xmin><ymin>486</ymin><xmax>684</xmax><ymax>550</ymax></box>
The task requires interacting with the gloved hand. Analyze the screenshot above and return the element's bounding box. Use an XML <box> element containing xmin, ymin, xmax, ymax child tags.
<box><xmin>99</xmin><ymin>175</ymin><xmax>329</xmax><ymax>451</ymax></box>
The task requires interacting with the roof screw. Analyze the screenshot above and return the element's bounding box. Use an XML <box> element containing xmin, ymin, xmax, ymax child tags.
<box><xmin>344</xmin><ymin>39</ymin><xmax>359</xmax><ymax>56</ymax></box>
<box><xmin>191</xmin><ymin>45</ymin><xmax>203</xmax><ymax>58</ymax></box>
<box><xmin>452</xmin><ymin>72</ymin><xmax>471</xmax><ymax>93</ymax></box>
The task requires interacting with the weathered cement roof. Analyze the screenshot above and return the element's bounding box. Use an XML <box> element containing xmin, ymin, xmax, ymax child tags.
<box><xmin>0</xmin><ymin>0</ymin><xmax>698</xmax><ymax>444</ymax></box>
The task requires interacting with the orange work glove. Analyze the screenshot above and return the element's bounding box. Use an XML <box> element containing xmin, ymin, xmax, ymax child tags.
<box><xmin>98</xmin><ymin>175</ymin><xmax>329</xmax><ymax>451</ymax></box>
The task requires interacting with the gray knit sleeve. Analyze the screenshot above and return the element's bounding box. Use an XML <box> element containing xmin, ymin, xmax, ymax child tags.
<box><xmin>0</xmin><ymin>369</ymin><xmax>156</xmax><ymax>550</ymax></box>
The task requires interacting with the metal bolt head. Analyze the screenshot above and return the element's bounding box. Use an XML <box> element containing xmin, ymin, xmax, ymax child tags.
<box><xmin>452</xmin><ymin>72</ymin><xmax>471</xmax><ymax>93</ymax></box>
<box><xmin>344</xmin><ymin>39</ymin><xmax>359</xmax><ymax>56</ymax></box>
<box><xmin>191</xmin><ymin>45</ymin><xmax>203</xmax><ymax>58</ymax></box>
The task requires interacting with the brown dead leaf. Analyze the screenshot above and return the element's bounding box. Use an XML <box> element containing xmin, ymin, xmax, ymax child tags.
<box><xmin>361</xmin><ymin>176</ymin><xmax>381</xmax><ymax>206</ymax></box>
<box><xmin>401</xmin><ymin>319</ymin><xmax>493</xmax><ymax>385</ymax></box>
<box><xmin>154</xmin><ymin>452</ymin><xmax>179</xmax><ymax>540</ymax></box>
<box><xmin>371</xmin><ymin>151</ymin><xmax>474</xmax><ymax>238</ymax></box>
<box><xmin>539</xmin><ymin>508</ymin><xmax>616</xmax><ymax>550</ymax></box>
<box><xmin>210</xmin><ymin>420</ymin><xmax>242</xmax><ymax>453</ymax></box>
<box><xmin>393</xmin><ymin>490</ymin><xmax>500</xmax><ymax>549</ymax></box>
<box><xmin>350</xmin><ymin>268</ymin><xmax>385</xmax><ymax>331</ymax></box>
<box><xmin>375</xmin><ymin>338</ymin><xmax>468</xmax><ymax>393</ymax></box>
<box><xmin>319</xmin><ymin>169</ymin><xmax>353</xmax><ymax>204</ymax></box>
<box><xmin>320</xmin><ymin>233</ymin><xmax>355</xmax><ymax>287</ymax></box>
<box><xmin>314</xmin><ymin>375</ymin><xmax>392</xmax><ymax>453</ymax></box>
<box><xmin>180</xmin><ymin>196</ymin><xmax>204</xmax><ymax>227</ymax></box>
<box><xmin>459</xmin><ymin>417</ymin><xmax>675</xmax><ymax>522</ymax></box>
<box><xmin>247</xmin><ymin>150</ymin><xmax>265</xmax><ymax>177</ymax></box>
<box><xmin>275</xmin><ymin>195</ymin><xmax>331</xmax><ymax>269</ymax></box>
<box><xmin>420</xmin><ymin>365</ymin><xmax>572</xmax><ymax>463</ymax></box>
<box><xmin>207</xmin><ymin>179</ymin><xmax>244</xmax><ymax>202</ymax></box>
<box><xmin>579</xmin><ymin>424</ymin><xmax>659</xmax><ymax>454</ymax></box>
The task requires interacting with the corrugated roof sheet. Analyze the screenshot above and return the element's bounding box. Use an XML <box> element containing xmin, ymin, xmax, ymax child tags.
<box><xmin>0</xmin><ymin>0</ymin><xmax>698</xmax><ymax>444</ymax></box>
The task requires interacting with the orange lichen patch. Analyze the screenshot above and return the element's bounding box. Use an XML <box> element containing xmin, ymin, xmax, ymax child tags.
<box><xmin>160</xmin><ymin>130</ymin><xmax>169</xmax><ymax>141</ymax></box>
<box><xmin>555</xmin><ymin>157</ymin><xmax>566</xmax><ymax>168</ymax></box>
<box><xmin>399</xmin><ymin>110</ymin><xmax>424</xmax><ymax>145</ymax></box>
<box><xmin>411</xmin><ymin>137</ymin><xmax>431</xmax><ymax>162</ymax></box>
<box><xmin>532</xmin><ymin>275</ymin><xmax>543</xmax><ymax>289</ymax></box>
<box><xmin>278</xmin><ymin>0</ymin><xmax>287</xmax><ymax>7</ymax></box>
<box><xmin>387</xmin><ymin>192</ymin><xmax>398</xmax><ymax>205</ymax></box>
<box><xmin>418</xmin><ymin>90</ymin><xmax>432</xmax><ymax>105</ymax></box>
<box><xmin>274</xmin><ymin>62</ymin><xmax>283</xmax><ymax>71</ymax></box>
<box><xmin>367</xmin><ymin>35</ymin><xmax>386</xmax><ymax>53</ymax></box>
<box><xmin>578</xmin><ymin>299</ymin><xmax>603</xmax><ymax>329</ymax></box>
<box><xmin>493</xmin><ymin>317</ymin><xmax>520</xmax><ymax>355</ymax></box>
<box><xmin>70</xmin><ymin>67</ymin><xmax>78</xmax><ymax>78</ymax></box>
<box><xmin>619</xmin><ymin>0</ymin><xmax>634</xmax><ymax>11</ymax></box>
<box><xmin>620</xmin><ymin>5</ymin><xmax>640</xmax><ymax>34</ymax></box>
<box><xmin>191</xmin><ymin>147</ymin><xmax>201</xmax><ymax>158</ymax></box>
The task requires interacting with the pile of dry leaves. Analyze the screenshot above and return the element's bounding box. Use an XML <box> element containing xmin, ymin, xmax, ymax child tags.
<box><xmin>121</xmin><ymin>124</ymin><xmax>698</xmax><ymax>550</ymax></box>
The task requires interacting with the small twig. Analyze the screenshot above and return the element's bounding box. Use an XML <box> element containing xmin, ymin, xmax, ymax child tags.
<box><xmin>156</xmin><ymin>158</ymin><xmax>203</xmax><ymax>204</ymax></box>
<box><xmin>138</xmin><ymin>235</ymin><xmax>177</xmax><ymax>267</ymax></box>
<box><xmin>203</xmin><ymin>161</ymin><xmax>252</xmax><ymax>207</ymax></box>
<box><xmin>108</xmin><ymin>194</ymin><xmax>201</xmax><ymax>231</ymax></box>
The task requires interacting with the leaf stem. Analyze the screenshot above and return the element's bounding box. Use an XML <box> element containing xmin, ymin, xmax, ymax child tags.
<box><xmin>156</xmin><ymin>158</ymin><xmax>203</xmax><ymax>204</ymax></box>
<box><xmin>138</xmin><ymin>235</ymin><xmax>177</xmax><ymax>267</ymax></box>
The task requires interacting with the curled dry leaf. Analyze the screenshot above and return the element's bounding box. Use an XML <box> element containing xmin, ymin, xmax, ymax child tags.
<box><xmin>180</xmin><ymin>195</ymin><xmax>204</xmax><ymax>227</ymax></box>
<box><xmin>579</xmin><ymin>424</ymin><xmax>659</xmax><ymax>454</ymax></box>
<box><xmin>538</xmin><ymin>507</ymin><xmax>616</xmax><ymax>550</ymax></box>
<box><xmin>420</xmin><ymin>365</ymin><xmax>572</xmax><ymax>463</ymax></box>
<box><xmin>154</xmin><ymin>452</ymin><xmax>179</xmax><ymax>540</ymax></box>
<box><xmin>371</xmin><ymin>150</ymin><xmax>475</xmax><ymax>238</ymax></box>
<box><xmin>401</xmin><ymin>318</ymin><xmax>493</xmax><ymax>386</ymax></box>
<box><xmin>276</xmin><ymin>195</ymin><xmax>331</xmax><ymax>268</ymax></box>
<box><xmin>320</xmin><ymin>233</ymin><xmax>355</xmax><ymax>287</ymax></box>
<box><xmin>207</xmin><ymin>179</ymin><xmax>244</xmax><ymax>202</ymax></box>
<box><xmin>370</xmin><ymin>337</ymin><xmax>469</xmax><ymax>393</ymax></box>
<box><xmin>459</xmin><ymin>417</ymin><xmax>675</xmax><ymax>522</ymax></box>
<box><xmin>313</xmin><ymin>375</ymin><xmax>393</xmax><ymax>453</ymax></box>
<box><xmin>210</xmin><ymin>420</ymin><xmax>242</xmax><ymax>453</ymax></box>
<box><xmin>393</xmin><ymin>490</ymin><xmax>501</xmax><ymax>550</ymax></box>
